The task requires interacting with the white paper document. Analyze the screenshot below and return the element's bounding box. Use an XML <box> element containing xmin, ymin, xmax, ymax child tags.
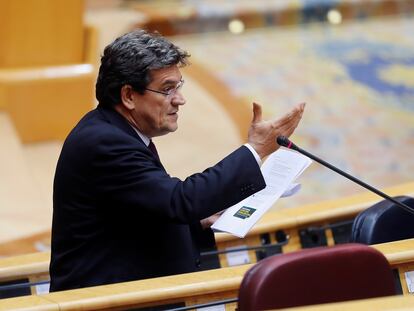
<box><xmin>211</xmin><ymin>148</ymin><xmax>312</xmax><ymax>238</ymax></box>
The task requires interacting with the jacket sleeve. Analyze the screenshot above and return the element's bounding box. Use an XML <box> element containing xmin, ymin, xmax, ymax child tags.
<box><xmin>87</xmin><ymin>130</ymin><xmax>266</xmax><ymax>224</ymax></box>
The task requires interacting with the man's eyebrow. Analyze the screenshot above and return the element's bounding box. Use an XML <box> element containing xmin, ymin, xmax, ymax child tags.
<box><xmin>160</xmin><ymin>77</ymin><xmax>183</xmax><ymax>86</ymax></box>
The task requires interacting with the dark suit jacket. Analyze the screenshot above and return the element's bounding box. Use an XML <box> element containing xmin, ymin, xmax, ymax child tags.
<box><xmin>49</xmin><ymin>105</ymin><xmax>266</xmax><ymax>291</ymax></box>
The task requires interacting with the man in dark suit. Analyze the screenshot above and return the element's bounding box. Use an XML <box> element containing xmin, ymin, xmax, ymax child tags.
<box><xmin>49</xmin><ymin>30</ymin><xmax>305</xmax><ymax>291</ymax></box>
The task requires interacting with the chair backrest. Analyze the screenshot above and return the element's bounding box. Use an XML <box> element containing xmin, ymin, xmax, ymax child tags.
<box><xmin>351</xmin><ymin>196</ymin><xmax>414</xmax><ymax>245</ymax></box>
<box><xmin>237</xmin><ymin>243</ymin><xmax>396</xmax><ymax>310</ymax></box>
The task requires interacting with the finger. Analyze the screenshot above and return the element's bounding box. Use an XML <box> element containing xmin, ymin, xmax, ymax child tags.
<box><xmin>296</xmin><ymin>102</ymin><xmax>306</xmax><ymax>111</ymax></box>
<box><xmin>278</xmin><ymin>122</ymin><xmax>296</xmax><ymax>139</ymax></box>
<box><xmin>289</xmin><ymin>102</ymin><xmax>305</xmax><ymax>115</ymax></box>
<box><xmin>296</xmin><ymin>102</ymin><xmax>306</xmax><ymax>121</ymax></box>
<box><xmin>288</xmin><ymin>103</ymin><xmax>305</xmax><ymax>119</ymax></box>
<box><xmin>252</xmin><ymin>102</ymin><xmax>262</xmax><ymax>123</ymax></box>
<box><xmin>284</xmin><ymin>113</ymin><xmax>302</xmax><ymax>136</ymax></box>
<box><xmin>273</xmin><ymin>106</ymin><xmax>301</xmax><ymax>128</ymax></box>
<box><xmin>277</xmin><ymin>109</ymin><xmax>303</xmax><ymax>135</ymax></box>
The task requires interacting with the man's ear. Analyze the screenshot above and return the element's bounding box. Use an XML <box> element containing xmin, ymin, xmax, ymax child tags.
<box><xmin>120</xmin><ymin>85</ymin><xmax>136</xmax><ymax>110</ymax></box>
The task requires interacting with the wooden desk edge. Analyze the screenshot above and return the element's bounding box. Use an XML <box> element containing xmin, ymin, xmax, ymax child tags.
<box><xmin>0</xmin><ymin>253</ymin><xmax>50</xmax><ymax>280</ymax></box>
<box><xmin>278</xmin><ymin>293</ymin><xmax>414</xmax><ymax>310</ymax></box>
<box><xmin>216</xmin><ymin>181</ymin><xmax>414</xmax><ymax>242</ymax></box>
<box><xmin>1</xmin><ymin>239</ymin><xmax>414</xmax><ymax>310</ymax></box>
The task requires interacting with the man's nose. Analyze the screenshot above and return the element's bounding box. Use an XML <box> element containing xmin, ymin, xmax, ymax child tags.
<box><xmin>172</xmin><ymin>90</ymin><xmax>186</xmax><ymax>105</ymax></box>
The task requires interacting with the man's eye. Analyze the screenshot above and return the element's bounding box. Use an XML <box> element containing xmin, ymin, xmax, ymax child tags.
<box><xmin>163</xmin><ymin>86</ymin><xmax>174</xmax><ymax>93</ymax></box>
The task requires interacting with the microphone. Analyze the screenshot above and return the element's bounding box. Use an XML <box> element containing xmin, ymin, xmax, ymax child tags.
<box><xmin>276</xmin><ymin>136</ymin><xmax>414</xmax><ymax>215</ymax></box>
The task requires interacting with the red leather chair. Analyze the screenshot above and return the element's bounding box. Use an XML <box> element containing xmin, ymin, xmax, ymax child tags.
<box><xmin>238</xmin><ymin>243</ymin><xmax>396</xmax><ymax>310</ymax></box>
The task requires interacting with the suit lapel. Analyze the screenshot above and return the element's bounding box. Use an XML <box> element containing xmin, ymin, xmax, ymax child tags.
<box><xmin>97</xmin><ymin>105</ymin><xmax>165</xmax><ymax>168</ymax></box>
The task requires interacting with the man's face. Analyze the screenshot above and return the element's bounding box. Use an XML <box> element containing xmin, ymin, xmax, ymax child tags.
<box><xmin>129</xmin><ymin>65</ymin><xmax>186</xmax><ymax>137</ymax></box>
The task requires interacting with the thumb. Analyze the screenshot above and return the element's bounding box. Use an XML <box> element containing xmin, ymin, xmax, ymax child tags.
<box><xmin>252</xmin><ymin>102</ymin><xmax>262</xmax><ymax>123</ymax></box>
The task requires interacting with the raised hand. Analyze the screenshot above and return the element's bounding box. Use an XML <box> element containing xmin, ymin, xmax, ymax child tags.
<box><xmin>247</xmin><ymin>102</ymin><xmax>305</xmax><ymax>159</ymax></box>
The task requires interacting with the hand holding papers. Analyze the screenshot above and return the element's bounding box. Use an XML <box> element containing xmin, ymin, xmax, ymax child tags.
<box><xmin>211</xmin><ymin>148</ymin><xmax>312</xmax><ymax>238</ymax></box>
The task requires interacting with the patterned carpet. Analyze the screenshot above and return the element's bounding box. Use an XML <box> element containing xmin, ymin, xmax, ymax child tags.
<box><xmin>172</xmin><ymin>16</ymin><xmax>414</xmax><ymax>209</ymax></box>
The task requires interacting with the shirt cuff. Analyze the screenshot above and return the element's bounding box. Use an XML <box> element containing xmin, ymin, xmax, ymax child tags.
<box><xmin>244</xmin><ymin>143</ymin><xmax>262</xmax><ymax>166</ymax></box>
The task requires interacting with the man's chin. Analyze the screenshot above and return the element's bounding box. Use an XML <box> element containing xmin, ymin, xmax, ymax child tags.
<box><xmin>154</xmin><ymin>124</ymin><xmax>178</xmax><ymax>137</ymax></box>
<box><xmin>167</xmin><ymin>122</ymin><xmax>178</xmax><ymax>132</ymax></box>
<box><xmin>168</xmin><ymin>125</ymin><xmax>178</xmax><ymax>133</ymax></box>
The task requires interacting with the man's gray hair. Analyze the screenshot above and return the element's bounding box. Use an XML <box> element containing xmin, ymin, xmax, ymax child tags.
<box><xmin>96</xmin><ymin>30</ymin><xmax>190</xmax><ymax>107</ymax></box>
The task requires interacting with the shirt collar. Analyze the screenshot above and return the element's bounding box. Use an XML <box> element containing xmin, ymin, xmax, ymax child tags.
<box><xmin>130</xmin><ymin>125</ymin><xmax>150</xmax><ymax>147</ymax></box>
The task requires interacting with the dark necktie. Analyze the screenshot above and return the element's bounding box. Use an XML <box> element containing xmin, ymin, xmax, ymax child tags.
<box><xmin>148</xmin><ymin>140</ymin><xmax>159</xmax><ymax>160</ymax></box>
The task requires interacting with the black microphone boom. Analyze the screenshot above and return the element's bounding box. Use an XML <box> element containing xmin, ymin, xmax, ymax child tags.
<box><xmin>276</xmin><ymin>136</ymin><xmax>414</xmax><ymax>215</ymax></box>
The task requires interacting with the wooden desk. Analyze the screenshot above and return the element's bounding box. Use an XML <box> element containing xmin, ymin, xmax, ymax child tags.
<box><xmin>279</xmin><ymin>294</ymin><xmax>414</xmax><ymax>310</ymax></box>
<box><xmin>0</xmin><ymin>252</ymin><xmax>49</xmax><ymax>297</ymax></box>
<box><xmin>214</xmin><ymin>181</ymin><xmax>414</xmax><ymax>267</ymax></box>
<box><xmin>0</xmin><ymin>182</ymin><xmax>413</xmax><ymax>298</ymax></box>
<box><xmin>1</xmin><ymin>239</ymin><xmax>414</xmax><ymax>311</ymax></box>
<box><xmin>374</xmin><ymin>239</ymin><xmax>414</xmax><ymax>295</ymax></box>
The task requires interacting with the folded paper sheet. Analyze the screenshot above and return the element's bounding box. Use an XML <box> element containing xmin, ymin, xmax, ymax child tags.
<box><xmin>212</xmin><ymin>148</ymin><xmax>312</xmax><ymax>238</ymax></box>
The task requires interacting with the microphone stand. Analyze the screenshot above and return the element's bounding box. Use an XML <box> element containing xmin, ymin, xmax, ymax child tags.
<box><xmin>277</xmin><ymin>136</ymin><xmax>414</xmax><ymax>215</ymax></box>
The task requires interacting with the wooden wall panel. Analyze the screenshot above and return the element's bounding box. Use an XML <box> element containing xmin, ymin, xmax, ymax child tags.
<box><xmin>0</xmin><ymin>0</ymin><xmax>84</xmax><ymax>68</ymax></box>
